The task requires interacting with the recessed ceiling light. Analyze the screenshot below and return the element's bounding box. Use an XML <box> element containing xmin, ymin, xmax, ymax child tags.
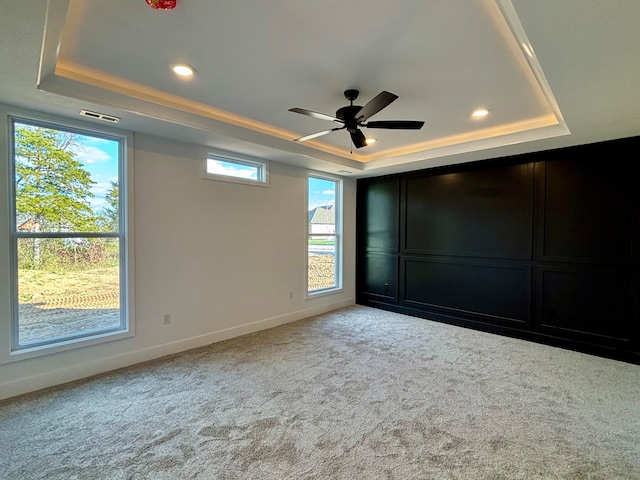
<box><xmin>471</xmin><ymin>108</ymin><xmax>489</xmax><ymax>118</ymax></box>
<box><xmin>172</xmin><ymin>64</ymin><xmax>195</xmax><ymax>77</ymax></box>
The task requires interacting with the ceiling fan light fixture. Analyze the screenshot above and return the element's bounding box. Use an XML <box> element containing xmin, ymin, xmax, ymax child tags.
<box><xmin>365</xmin><ymin>137</ymin><xmax>377</xmax><ymax>145</ymax></box>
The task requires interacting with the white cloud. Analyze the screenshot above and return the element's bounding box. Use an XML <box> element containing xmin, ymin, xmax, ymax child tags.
<box><xmin>322</xmin><ymin>189</ymin><xmax>335</xmax><ymax>195</ymax></box>
<box><xmin>207</xmin><ymin>161</ymin><xmax>257</xmax><ymax>180</ymax></box>
<box><xmin>92</xmin><ymin>181</ymin><xmax>113</xmax><ymax>197</ymax></box>
<box><xmin>90</xmin><ymin>197</ymin><xmax>107</xmax><ymax>210</ymax></box>
<box><xmin>73</xmin><ymin>145</ymin><xmax>112</xmax><ymax>164</ymax></box>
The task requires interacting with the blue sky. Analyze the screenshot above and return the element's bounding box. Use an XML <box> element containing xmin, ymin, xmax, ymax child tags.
<box><xmin>206</xmin><ymin>158</ymin><xmax>258</xmax><ymax>180</ymax></box>
<box><xmin>308</xmin><ymin>176</ymin><xmax>335</xmax><ymax>211</ymax></box>
<box><xmin>71</xmin><ymin>134</ymin><xmax>119</xmax><ymax>213</ymax></box>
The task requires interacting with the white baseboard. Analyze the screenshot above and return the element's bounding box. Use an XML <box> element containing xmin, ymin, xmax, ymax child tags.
<box><xmin>0</xmin><ymin>298</ymin><xmax>355</xmax><ymax>401</ymax></box>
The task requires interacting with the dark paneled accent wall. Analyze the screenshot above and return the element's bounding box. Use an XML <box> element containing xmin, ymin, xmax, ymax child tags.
<box><xmin>356</xmin><ymin>137</ymin><xmax>640</xmax><ymax>363</ymax></box>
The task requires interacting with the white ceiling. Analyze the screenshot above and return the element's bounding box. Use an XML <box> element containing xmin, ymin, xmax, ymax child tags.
<box><xmin>1</xmin><ymin>0</ymin><xmax>639</xmax><ymax>178</ymax></box>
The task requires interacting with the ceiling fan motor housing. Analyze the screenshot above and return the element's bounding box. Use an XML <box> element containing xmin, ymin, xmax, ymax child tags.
<box><xmin>336</xmin><ymin>105</ymin><xmax>363</xmax><ymax>132</ymax></box>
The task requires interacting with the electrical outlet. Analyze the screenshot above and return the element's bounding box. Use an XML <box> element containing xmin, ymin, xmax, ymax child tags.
<box><xmin>163</xmin><ymin>313</ymin><xmax>171</xmax><ymax>325</ymax></box>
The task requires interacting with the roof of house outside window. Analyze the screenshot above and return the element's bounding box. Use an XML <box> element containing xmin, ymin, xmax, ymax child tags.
<box><xmin>308</xmin><ymin>205</ymin><xmax>334</xmax><ymax>225</ymax></box>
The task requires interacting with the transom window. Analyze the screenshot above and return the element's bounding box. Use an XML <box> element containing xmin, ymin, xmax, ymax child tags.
<box><xmin>307</xmin><ymin>173</ymin><xmax>342</xmax><ymax>295</ymax></box>
<box><xmin>5</xmin><ymin>115</ymin><xmax>132</xmax><ymax>358</ymax></box>
<box><xmin>204</xmin><ymin>152</ymin><xmax>268</xmax><ymax>186</ymax></box>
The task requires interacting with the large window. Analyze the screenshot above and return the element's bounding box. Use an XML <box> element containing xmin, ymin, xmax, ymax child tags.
<box><xmin>307</xmin><ymin>173</ymin><xmax>342</xmax><ymax>295</ymax></box>
<box><xmin>4</xmin><ymin>115</ymin><xmax>132</xmax><ymax>358</ymax></box>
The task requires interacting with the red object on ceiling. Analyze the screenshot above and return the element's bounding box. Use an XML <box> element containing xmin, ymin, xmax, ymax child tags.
<box><xmin>146</xmin><ymin>0</ymin><xmax>176</xmax><ymax>10</ymax></box>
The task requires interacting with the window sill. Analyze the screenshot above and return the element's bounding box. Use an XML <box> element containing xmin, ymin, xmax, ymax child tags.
<box><xmin>1</xmin><ymin>327</ymin><xmax>134</xmax><ymax>364</ymax></box>
<box><xmin>306</xmin><ymin>287</ymin><xmax>344</xmax><ymax>300</ymax></box>
<box><xmin>201</xmin><ymin>173</ymin><xmax>269</xmax><ymax>187</ymax></box>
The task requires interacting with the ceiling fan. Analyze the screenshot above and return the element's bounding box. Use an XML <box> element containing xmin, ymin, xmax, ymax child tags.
<box><xmin>289</xmin><ymin>89</ymin><xmax>425</xmax><ymax>149</ymax></box>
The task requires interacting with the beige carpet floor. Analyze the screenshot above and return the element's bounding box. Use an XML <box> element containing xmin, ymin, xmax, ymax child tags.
<box><xmin>1</xmin><ymin>305</ymin><xmax>639</xmax><ymax>479</ymax></box>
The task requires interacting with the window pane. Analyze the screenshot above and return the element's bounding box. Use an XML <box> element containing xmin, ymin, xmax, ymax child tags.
<box><xmin>308</xmin><ymin>177</ymin><xmax>336</xmax><ymax>233</ymax></box>
<box><xmin>10</xmin><ymin>117</ymin><xmax>129</xmax><ymax>355</ymax></box>
<box><xmin>206</xmin><ymin>158</ymin><xmax>260</xmax><ymax>181</ymax></box>
<box><xmin>308</xmin><ymin>236</ymin><xmax>336</xmax><ymax>291</ymax></box>
<box><xmin>14</xmin><ymin>123</ymin><xmax>121</xmax><ymax>233</ymax></box>
<box><xmin>16</xmin><ymin>237</ymin><xmax>121</xmax><ymax>346</ymax></box>
<box><xmin>307</xmin><ymin>174</ymin><xmax>340</xmax><ymax>294</ymax></box>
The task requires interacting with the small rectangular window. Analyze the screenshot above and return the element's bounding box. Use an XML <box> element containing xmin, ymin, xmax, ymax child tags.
<box><xmin>204</xmin><ymin>152</ymin><xmax>268</xmax><ymax>186</ymax></box>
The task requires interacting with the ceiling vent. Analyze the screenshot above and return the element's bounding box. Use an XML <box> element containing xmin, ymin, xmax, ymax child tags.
<box><xmin>80</xmin><ymin>109</ymin><xmax>120</xmax><ymax>124</ymax></box>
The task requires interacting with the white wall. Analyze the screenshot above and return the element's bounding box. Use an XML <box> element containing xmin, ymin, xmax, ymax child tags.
<box><xmin>0</xmin><ymin>132</ymin><xmax>356</xmax><ymax>400</ymax></box>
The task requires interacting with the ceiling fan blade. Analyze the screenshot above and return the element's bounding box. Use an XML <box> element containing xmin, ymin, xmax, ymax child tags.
<box><xmin>355</xmin><ymin>91</ymin><xmax>398</xmax><ymax>123</ymax></box>
<box><xmin>294</xmin><ymin>126</ymin><xmax>345</xmax><ymax>142</ymax></box>
<box><xmin>350</xmin><ymin>129</ymin><xmax>368</xmax><ymax>149</ymax></box>
<box><xmin>365</xmin><ymin>120</ymin><xmax>425</xmax><ymax>130</ymax></box>
<box><xmin>289</xmin><ymin>108</ymin><xmax>342</xmax><ymax>123</ymax></box>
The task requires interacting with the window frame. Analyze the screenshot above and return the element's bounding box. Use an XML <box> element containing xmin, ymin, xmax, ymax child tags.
<box><xmin>306</xmin><ymin>171</ymin><xmax>343</xmax><ymax>297</ymax></box>
<box><xmin>0</xmin><ymin>107</ymin><xmax>134</xmax><ymax>363</ymax></box>
<box><xmin>203</xmin><ymin>149</ymin><xmax>269</xmax><ymax>187</ymax></box>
